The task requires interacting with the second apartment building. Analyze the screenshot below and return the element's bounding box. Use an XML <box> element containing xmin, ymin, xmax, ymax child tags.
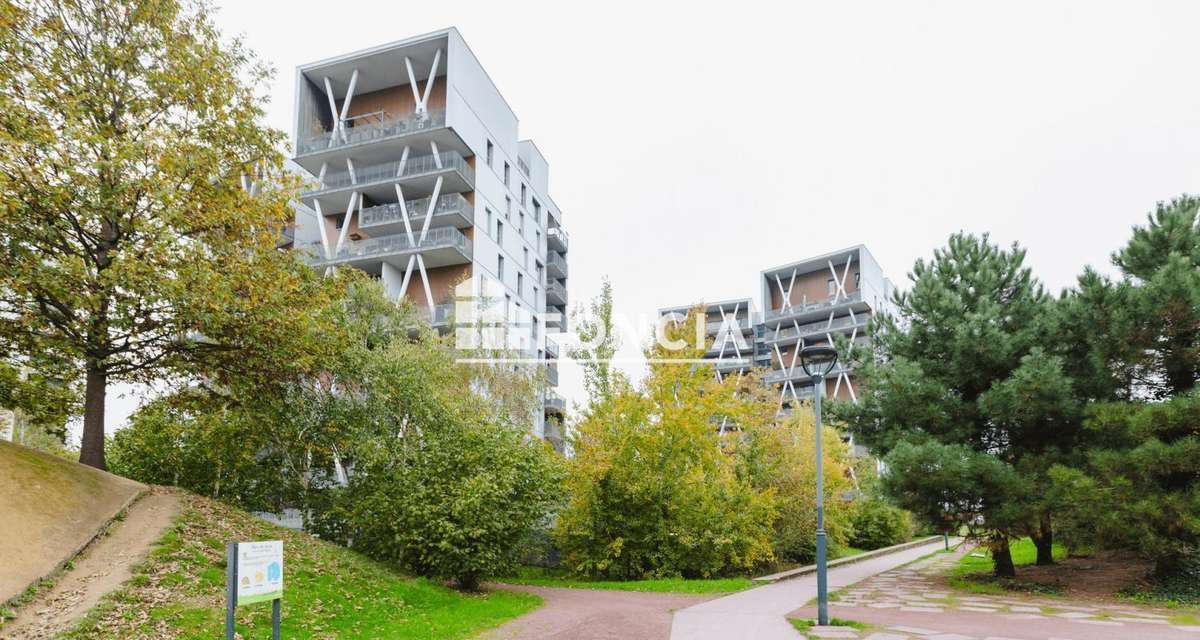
<box><xmin>287</xmin><ymin>28</ymin><xmax>568</xmax><ymax>446</ymax></box>
<box><xmin>661</xmin><ymin>245</ymin><xmax>894</xmax><ymax>413</ymax></box>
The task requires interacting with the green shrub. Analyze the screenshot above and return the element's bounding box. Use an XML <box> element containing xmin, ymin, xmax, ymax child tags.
<box><xmin>849</xmin><ymin>498</ymin><xmax>914</xmax><ymax>550</ymax></box>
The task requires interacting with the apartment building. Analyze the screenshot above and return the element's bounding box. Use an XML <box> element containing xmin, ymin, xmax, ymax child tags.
<box><xmin>287</xmin><ymin>28</ymin><xmax>567</xmax><ymax>449</ymax></box>
<box><xmin>660</xmin><ymin>246</ymin><xmax>894</xmax><ymax>414</ymax></box>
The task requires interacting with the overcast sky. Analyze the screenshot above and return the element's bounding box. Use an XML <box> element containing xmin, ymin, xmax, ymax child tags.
<box><xmin>102</xmin><ymin>0</ymin><xmax>1200</xmax><ymax>431</ymax></box>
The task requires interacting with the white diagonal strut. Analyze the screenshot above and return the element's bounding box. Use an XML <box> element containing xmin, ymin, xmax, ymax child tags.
<box><xmin>336</xmin><ymin>69</ymin><xmax>359</xmax><ymax>143</ymax></box>
<box><xmin>418</xmin><ymin>48</ymin><xmax>442</xmax><ymax>113</ymax></box>
<box><xmin>333</xmin><ymin>192</ymin><xmax>358</xmax><ymax>255</ymax></box>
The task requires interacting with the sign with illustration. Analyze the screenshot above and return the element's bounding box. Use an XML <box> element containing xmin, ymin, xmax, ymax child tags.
<box><xmin>234</xmin><ymin>540</ymin><xmax>284</xmax><ymax>606</ymax></box>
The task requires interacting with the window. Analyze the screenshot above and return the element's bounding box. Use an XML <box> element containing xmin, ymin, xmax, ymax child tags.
<box><xmin>486</xmin><ymin>208</ymin><xmax>493</xmax><ymax>235</ymax></box>
<box><xmin>827</xmin><ymin>278</ymin><xmax>836</xmax><ymax>296</ymax></box>
<box><xmin>498</xmin><ymin>255</ymin><xmax>505</xmax><ymax>280</ymax></box>
<box><xmin>497</xmin><ymin>220</ymin><xmax>504</xmax><ymax>245</ymax></box>
<box><xmin>536</xmin><ymin>262</ymin><xmax>543</xmax><ymax>283</ymax></box>
<box><xmin>520</xmin><ymin>184</ymin><xmax>527</xmax><ymax>206</ymax></box>
<box><xmin>523</xmin><ymin>247</ymin><xmax>529</xmax><ymax>269</ymax></box>
<box><xmin>519</xmin><ymin>211</ymin><xmax>525</xmax><ymax>234</ymax></box>
<box><xmin>503</xmin><ymin>162</ymin><xmax>510</xmax><ymax>186</ymax></box>
<box><xmin>534</xmin><ymin>285</ymin><xmax>539</xmax><ymax>301</ymax></box>
<box><xmin>517</xmin><ymin>273</ymin><xmax>524</xmax><ymax>297</ymax></box>
<box><xmin>505</xmin><ymin>196</ymin><xmax>512</xmax><ymax>218</ymax></box>
<box><xmin>536</xmin><ymin>229</ymin><xmax>541</xmax><ymax>248</ymax></box>
<box><xmin>533</xmin><ymin>199</ymin><xmax>541</xmax><ymax>224</ymax></box>
<box><xmin>486</xmin><ymin>140</ymin><xmax>494</xmax><ymax>167</ymax></box>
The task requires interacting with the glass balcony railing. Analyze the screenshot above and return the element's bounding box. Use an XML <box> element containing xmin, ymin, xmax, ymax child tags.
<box><xmin>764</xmin><ymin>291</ymin><xmax>863</xmax><ymax>322</ymax></box>
<box><xmin>547</xmin><ymin>226</ymin><xmax>569</xmax><ymax>251</ymax></box>
<box><xmin>762</xmin><ymin>365</ymin><xmax>853</xmax><ymax>384</ymax></box>
<box><xmin>306</xmin><ymin>226</ymin><xmax>471</xmax><ymax>264</ymax></box>
<box><xmin>545</xmin><ymin>363</ymin><xmax>559</xmax><ymax>387</ymax></box>
<box><xmin>544</xmin><ymin>391</ymin><xmax>566</xmax><ymax>412</ymax></box>
<box><xmin>546</xmin><ymin>251</ymin><xmax>568</xmax><ymax>276</ymax></box>
<box><xmin>359</xmin><ymin>193</ymin><xmax>473</xmax><ymax>229</ymax></box>
<box><xmin>762</xmin><ymin>314</ymin><xmax>868</xmax><ymax>343</ymax></box>
<box><xmin>306</xmin><ymin>151</ymin><xmax>473</xmax><ymax>195</ymax></box>
<box><xmin>297</xmin><ymin>109</ymin><xmax>447</xmax><ymax>155</ymax></box>
<box><xmin>546</xmin><ymin>280</ymin><xmax>567</xmax><ymax>304</ymax></box>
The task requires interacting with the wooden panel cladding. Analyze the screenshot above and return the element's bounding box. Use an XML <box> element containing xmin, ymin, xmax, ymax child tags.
<box><xmin>336</xmin><ymin>77</ymin><xmax>447</xmax><ymax>123</ymax></box>
<box><xmin>768</xmin><ymin>262</ymin><xmax>861</xmax><ymax>310</ymax></box>
<box><xmin>403</xmin><ymin>263</ymin><xmax>470</xmax><ymax>307</ymax></box>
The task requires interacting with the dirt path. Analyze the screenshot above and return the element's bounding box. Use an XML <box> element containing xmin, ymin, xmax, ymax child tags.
<box><xmin>479</xmin><ymin>584</ymin><xmax>717</xmax><ymax>640</ymax></box>
<box><xmin>2</xmin><ymin>489</ymin><xmax>181</xmax><ymax>639</ymax></box>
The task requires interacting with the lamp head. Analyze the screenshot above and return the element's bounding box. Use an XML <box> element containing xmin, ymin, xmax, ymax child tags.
<box><xmin>799</xmin><ymin>344</ymin><xmax>838</xmax><ymax>378</ymax></box>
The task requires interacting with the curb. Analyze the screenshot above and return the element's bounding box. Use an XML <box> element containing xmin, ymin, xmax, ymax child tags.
<box><xmin>752</xmin><ymin>535</ymin><xmax>950</xmax><ymax>584</ymax></box>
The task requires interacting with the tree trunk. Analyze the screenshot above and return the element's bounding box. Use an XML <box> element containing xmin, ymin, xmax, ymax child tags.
<box><xmin>992</xmin><ymin>538</ymin><xmax>1016</xmax><ymax>578</ymax></box>
<box><xmin>1034</xmin><ymin>512</ymin><xmax>1054</xmax><ymax>566</ymax></box>
<box><xmin>79</xmin><ymin>359</ymin><xmax>107</xmax><ymax>470</ymax></box>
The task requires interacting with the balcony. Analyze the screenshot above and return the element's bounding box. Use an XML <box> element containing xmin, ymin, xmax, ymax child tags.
<box><xmin>296</xmin><ymin>109</ymin><xmax>448</xmax><ymax>156</ymax></box>
<box><xmin>305</xmin><ymin>226</ymin><xmax>471</xmax><ymax>270</ymax></box>
<box><xmin>703</xmin><ymin>316</ymin><xmax>754</xmax><ymax>336</ymax></box>
<box><xmin>420</xmin><ymin>302</ymin><xmax>455</xmax><ymax>328</ymax></box>
<box><xmin>546</xmin><ymin>280</ymin><xmax>567</xmax><ymax>306</ymax></box>
<box><xmin>706</xmin><ymin>335</ymin><xmax>755</xmax><ymax>357</ymax></box>
<box><xmin>764</xmin><ymin>291</ymin><xmax>865</xmax><ymax>325</ymax></box>
<box><xmin>762</xmin><ymin>365</ymin><xmax>853</xmax><ymax>385</ymax></box>
<box><xmin>545</xmin><ymin>363</ymin><xmax>559</xmax><ymax>387</ymax></box>
<box><xmin>544</xmin><ymin>391</ymin><xmax>566</xmax><ymax>415</ymax></box>
<box><xmin>761</xmin><ymin>314</ymin><xmax>869</xmax><ymax>346</ymax></box>
<box><xmin>547</xmin><ymin>227</ymin><xmax>568</xmax><ymax>253</ymax></box>
<box><xmin>358</xmin><ymin>193</ymin><xmax>473</xmax><ymax>235</ymax></box>
<box><xmin>303</xmin><ymin>151</ymin><xmax>474</xmax><ymax>210</ymax></box>
<box><xmin>545</xmin><ymin>339</ymin><xmax>559</xmax><ymax>359</ymax></box>
<box><xmin>546</xmin><ymin>251</ymin><xmax>568</xmax><ymax>278</ymax></box>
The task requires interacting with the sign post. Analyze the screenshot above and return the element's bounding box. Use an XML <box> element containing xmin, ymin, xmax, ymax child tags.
<box><xmin>226</xmin><ymin>540</ymin><xmax>284</xmax><ymax>640</ymax></box>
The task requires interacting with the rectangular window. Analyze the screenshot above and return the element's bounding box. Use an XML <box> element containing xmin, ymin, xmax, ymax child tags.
<box><xmin>503</xmin><ymin>162</ymin><xmax>510</xmax><ymax>186</ymax></box>
<box><xmin>486</xmin><ymin>208</ymin><xmax>493</xmax><ymax>236</ymax></box>
<box><xmin>533</xmin><ymin>199</ymin><xmax>541</xmax><ymax>223</ymax></box>
<box><xmin>534</xmin><ymin>286</ymin><xmax>539</xmax><ymax>301</ymax></box>
<box><xmin>827</xmin><ymin>278</ymin><xmax>836</xmax><ymax>296</ymax></box>
<box><xmin>505</xmin><ymin>196</ymin><xmax>512</xmax><ymax>218</ymax></box>
<box><xmin>497</xmin><ymin>220</ymin><xmax>504</xmax><ymax>244</ymax></box>
<box><xmin>536</xmin><ymin>262</ymin><xmax>543</xmax><ymax>283</ymax></box>
<box><xmin>523</xmin><ymin>247</ymin><xmax>529</xmax><ymax>269</ymax></box>
<box><xmin>520</xmin><ymin>184</ymin><xmax>527</xmax><ymax>206</ymax></box>
<box><xmin>536</xmin><ymin>229</ymin><xmax>541</xmax><ymax>248</ymax></box>
<box><xmin>486</xmin><ymin>140</ymin><xmax>494</xmax><ymax>167</ymax></box>
<box><xmin>498</xmin><ymin>255</ymin><xmax>505</xmax><ymax>280</ymax></box>
<box><xmin>519</xmin><ymin>211</ymin><xmax>525</xmax><ymax>234</ymax></box>
<box><xmin>517</xmin><ymin>273</ymin><xmax>524</xmax><ymax>297</ymax></box>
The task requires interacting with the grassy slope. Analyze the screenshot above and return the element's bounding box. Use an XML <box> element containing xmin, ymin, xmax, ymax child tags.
<box><xmin>0</xmin><ymin>441</ymin><xmax>142</xmax><ymax>606</ymax></box>
<box><xmin>65</xmin><ymin>490</ymin><xmax>540</xmax><ymax>640</ymax></box>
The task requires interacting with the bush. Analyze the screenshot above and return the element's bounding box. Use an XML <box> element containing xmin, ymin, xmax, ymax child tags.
<box><xmin>849</xmin><ymin>498</ymin><xmax>914</xmax><ymax>550</ymax></box>
<box><xmin>555</xmin><ymin>326</ymin><xmax>778</xmax><ymax>579</ymax></box>
<box><xmin>339</xmin><ymin>417</ymin><xmax>564</xmax><ymax>590</ymax></box>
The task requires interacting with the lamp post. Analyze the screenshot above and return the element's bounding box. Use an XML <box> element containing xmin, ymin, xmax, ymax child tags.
<box><xmin>800</xmin><ymin>344</ymin><xmax>838</xmax><ymax>627</ymax></box>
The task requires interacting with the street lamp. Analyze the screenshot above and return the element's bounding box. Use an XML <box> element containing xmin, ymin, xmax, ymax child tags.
<box><xmin>800</xmin><ymin>343</ymin><xmax>838</xmax><ymax>627</ymax></box>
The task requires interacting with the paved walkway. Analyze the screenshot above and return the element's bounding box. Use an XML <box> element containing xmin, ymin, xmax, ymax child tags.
<box><xmin>787</xmin><ymin>544</ymin><xmax>1200</xmax><ymax>640</ymax></box>
<box><xmin>670</xmin><ymin>539</ymin><xmax>949</xmax><ymax>640</ymax></box>
<box><xmin>481</xmin><ymin>583</ymin><xmax>715</xmax><ymax>640</ymax></box>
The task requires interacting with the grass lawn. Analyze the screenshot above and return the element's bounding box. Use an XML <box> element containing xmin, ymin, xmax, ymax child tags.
<box><xmin>500</xmin><ymin>566</ymin><xmax>755</xmax><ymax>594</ymax></box>
<box><xmin>64</xmin><ymin>490</ymin><xmax>540</xmax><ymax>640</ymax></box>
<box><xmin>948</xmin><ymin>537</ymin><xmax>1066</xmax><ymax>595</ymax></box>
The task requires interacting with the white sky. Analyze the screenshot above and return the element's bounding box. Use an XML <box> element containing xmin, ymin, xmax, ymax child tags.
<box><xmin>101</xmin><ymin>0</ymin><xmax>1200</xmax><ymax>433</ymax></box>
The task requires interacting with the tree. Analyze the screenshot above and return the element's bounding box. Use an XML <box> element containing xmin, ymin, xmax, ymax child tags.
<box><xmin>1050</xmin><ymin>394</ymin><xmax>1200</xmax><ymax>580</ymax></box>
<box><xmin>568</xmin><ymin>276</ymin><xmax>626</xmax><ymax>408</ymax></box>
<box><xmin>1111</xmin><ymin>195</ymin><xmax>1200</xmax><ymax>398</ymax></box>
<box><xmin>738</xmin><ymin>410</ymin><xmax>856</xmax><ymax>563</ymax></box>
<box><xmin>837</xmin><ymin>233</ymin><xmax>1080</xmax><ymax>574</ymax></box>
<box><xmin>0</xmin><ymin>0</ymin><xmax>323</xmax><ymax>469</ymax></box>
<box><xmin>555</xmin><ymin>310</ymin><xmax>777</xmax><ymax>579</ymax></box>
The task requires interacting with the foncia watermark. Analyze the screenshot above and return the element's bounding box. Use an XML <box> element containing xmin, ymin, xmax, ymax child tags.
<box><xmin>451</xmin><ymin>278</ymin><xmax>750</xmax><ymax>365</ymax></box>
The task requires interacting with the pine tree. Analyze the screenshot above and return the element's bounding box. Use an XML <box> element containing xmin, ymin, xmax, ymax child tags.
<box><xmin>838</xmin><ymin>233</ymin><xmax>1082</xmax><ymax>575</ymax></box>
<box><xmin>1111</xmin><ymin>195</ymin><xmax>1200</xmax><ymax>398</ymax></box>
